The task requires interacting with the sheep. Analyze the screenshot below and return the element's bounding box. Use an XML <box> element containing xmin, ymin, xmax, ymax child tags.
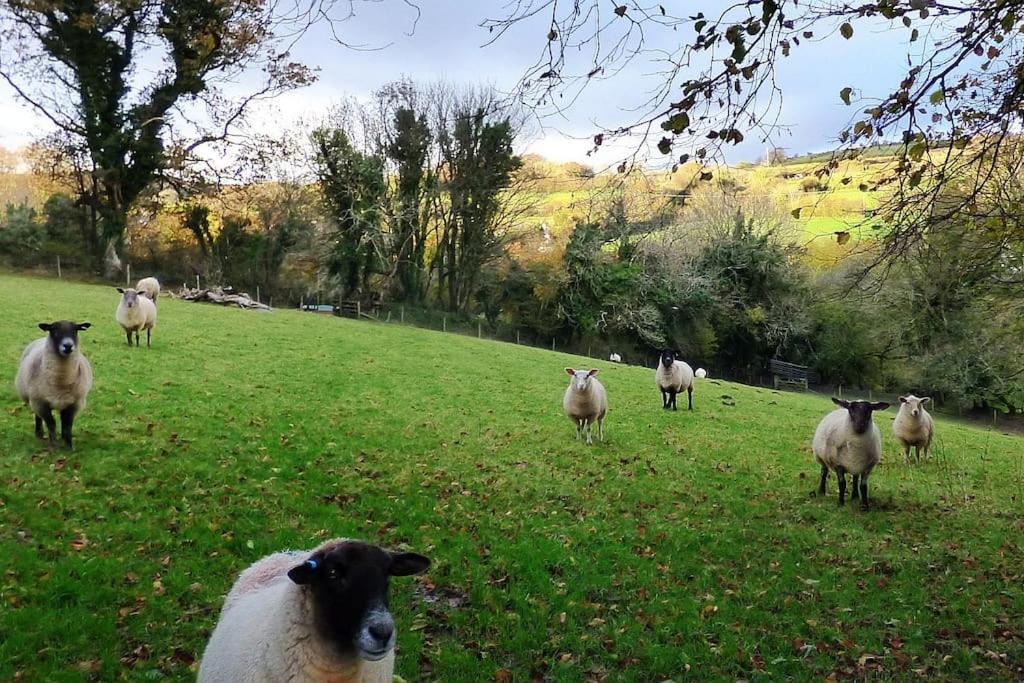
<box><xmin>609</xmin><ymin>352</ymin><xmax>622</xmax><ymax>363</ymax></box>
<box><xmin>199</xmin><ymin>538</ymin><xmax>430</xmax><ymax>683</ymax></box>
<box><xmin>695</xmin><ymin>368</ymin><xmax>708</xmax><ymax>379</ymax></box>
<box><xmin>136</xmin><ymin>276</ymin><xmax>161</xmax><ymax>303</ymax></box>
<box><xmin>655</xmin><ymin>349</ymin><xmax>695</xmax><ymax>411</ymax></box>
<box><xmin>563</xmin><ymin>368</ymin><xmax>608</xmax><ymax>445</ymax></box>
<box><xmin>116</xmin><ymin>287</ymin><xmax>157</xmax><ymax>347</ymax></box>
<box><xmin>812</xmin><ymin>398</ymin><xmax>890</xmax><ymax>511</ymax></box>
<box><xmin>893</xmin><ymin>394</ymin><xmax>934</xmax><ymax>463</ymax></box>
<box><xmin>14</xmin><ymin>321</ymin><xmax>93</xmax><ymax>449</ymax></box>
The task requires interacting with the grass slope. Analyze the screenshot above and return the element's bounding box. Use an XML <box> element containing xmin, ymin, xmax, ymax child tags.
<box><xmin>2</xmin><ymin>273</ymin><xmax>1023</xmax><ymax>682</ymax></box>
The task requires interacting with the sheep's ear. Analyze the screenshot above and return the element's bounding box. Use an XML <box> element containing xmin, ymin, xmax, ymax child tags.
<box><xmin>587</xmin><ymin>368</ymin><xmax>599</xmax><ymax>377</ymax></box>
<box><xmin>831</xmin><ymin>397</ymin><xmax>849</xmax><ymax>408</ymax></box>
<box><xmin>564</xmin><ymin>367</ymin><xmax>575</xmax><ymax>377</ymax></box>
<box><xmin>921</xmin><ymin>397</ymin><xmax>931</xmax><ymax>404</ymax></box>
<box><xmin>287</xmin><ymin>558</ymin><xmax>320</xmax><ymax>585</ymax></box>
<box><xmin>116</xmin><ymin>287</ymin><xmax>125</xmax><ymax>293</ymax></box>
<box><xmin>389</xmin><ymin>552</ymin><xmax>430</xmax><ymax>577</ymax></box>
<box><xmin>898</xmin><ymin>396</ymin><xmax>907</xmax><ymax>404</ymax></box>
<box><xmin>38</xmin><ymin>323</ymin><xmax>52</xmax><ymax>332</ymax></box>
<box><xmin>871</xmin><ymin>402</ymin><xmax>890</xmax><ymax>411</ymax></box>
<box><xmin>76</xmin><ymin>322</ymin><xmax>91</xmax><ymax>330</ymax></box>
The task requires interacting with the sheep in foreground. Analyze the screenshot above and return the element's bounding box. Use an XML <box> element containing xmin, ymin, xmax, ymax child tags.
<box><xmin>199</xmin><ymin>538</ymin><xmax>430</xmax><ymax>683</ymax></box>
<box><xmin>893</xmin><ymin>394</ymin><xmax>934</xmax><ymax>463</ymax></box>
<box><xmin>136</xmin><ymin>276</ymin><xmax>161</xmax><ymax>303</ymax></box>
<box><xmin>655</xmin><ymin>349</ymin><xmax>695</xmax><ymax>411</ymax></box>
<box><xmin>812</xmin><ymin>398</ymin><xmax>890</xmax><ymax>511</ymax></box>
<box><xmin>14</xmin><ymin>321</ymin><xmax>93</xmax><ymax>449</ymax></box>
<box><xmin>116</xmin><ymin>287</ymin><xmax>157</xmax><ymax>347</ymax></box>
<box><xmin>563</xmin><ymin>368</ymin><xmax>607</xmax><ymax>445</ymax></box>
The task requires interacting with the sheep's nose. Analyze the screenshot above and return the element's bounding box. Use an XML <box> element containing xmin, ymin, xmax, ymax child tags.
<box><xmin>61</xmin><ymin>343</ymin><xmax>73</xmax><ymax>354</ymax></box>
<box><xmin>368</xmin><ymin>621</ymin><xmax>393</xmax><ymax>643</ymax></box>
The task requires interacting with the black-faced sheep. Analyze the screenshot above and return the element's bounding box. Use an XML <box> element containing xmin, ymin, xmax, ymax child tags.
<box><xmin>14</xmin><ymin>321</ymin><xmax>93</xmax><ymax>449</ymax></box>
<box><xmin>199</xmin><ymin>538</ymin><xmax>430</xmax><ymax>683</ymax></box>
<box><xmin>655</xmin><ymin>349</ymin><xmax>695</xmax><ymax>411</ymax></box>
<box><xmin>812</xmin><ymin>398</ymin><xmax>889</xmax><ymax>511</ymax></box>
<box><xmin>563</xmin><ymin>368</ymin><xmax>608</xmax><ymax>445</ymax></box>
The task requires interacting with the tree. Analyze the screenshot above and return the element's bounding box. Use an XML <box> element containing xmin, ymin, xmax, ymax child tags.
<box><xmin>431</xmin><ymin>87</ymin><xmax>523</xmax><ymax>312</ymax></box>
<box><xmin>483</xmin><ymin>0</ymin><xmax>1024</xmax><ymax>260</ymax></box>
<box><xmin>0</xmin><ymin>0</ymin><xmax>315</xmax><ymax>272</ymax></box>
<box><xmin>312</xmin><ymin>127</ymin><xmax>386</xmax><ymax>299</ymax></box>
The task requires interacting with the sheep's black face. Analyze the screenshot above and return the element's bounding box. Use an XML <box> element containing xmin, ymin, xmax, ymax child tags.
<box><xmin>288</xmin><ymin>541</ymin><xmax>430</xmax><ymax>661</ymax></box>
<box><xmin>39</xmin><ymin>321</ymin><xmax>91</xmax><ymax>358</ymax></box>
<box><xmin>833</xmin><ymin>398</ymin><xmax>890</xmax><ymax>434</ymax></box>
<box><xmin>660</xmin><ymin>349</ymin><xmax>676</xmax><ymax>368</ymax></box>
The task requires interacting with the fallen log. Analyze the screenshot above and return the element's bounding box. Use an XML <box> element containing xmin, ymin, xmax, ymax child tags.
<box><xmin>177</xmin><ymin>287</ymin><xmax>272</xmax><ymax>312</ymax></box>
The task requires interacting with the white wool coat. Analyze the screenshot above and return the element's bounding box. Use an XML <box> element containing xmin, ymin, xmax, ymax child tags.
<box><xmin>656</xmin><ymin>360</ymin><xmax>694</xmax><ymax>393</ymax></box>
<box><xmin>136</xmin><ymin>277</ymin><xmax>161</xmax><ymax>302</ymax></box>
<box><xmin>15</xmin><ymin>338</ymin><xmax>93</xmax><ymax>414</ymax></box>
<box><xmin>892</xmin><ymin>403</ymin><xmax>934</xmax><ymax>450</ymax></box>
<box><xmin>116</xmin><ymin>295</ymin><xmax>157</xmax><ymax>333</ymax></box>
<box><xmin>812</xmin><ymin>409</ymin><xmax>882</xmax><ymax>476</ymax></box>
<box><xmin>563</xmin><ymin>378</ymin><xmax>608</xmax><ymax>423</ymax></box>
<box><xmin>199</xmin><ymin>541</ymin><xmax>395</xmax><ymax>683</ymax></box>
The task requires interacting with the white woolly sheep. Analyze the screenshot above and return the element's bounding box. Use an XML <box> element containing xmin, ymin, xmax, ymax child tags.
<box><xmin>563</xmin><ymin>368</ymin><xmax>608</xmax><ymax>445</ymax></box>
<box><xmin>695</xmin><ymin>368</ymin><xmax>708</xmax><ymax>379</ymax></box>
<box><xmin>199</xmin><ymin>538</ymin><xmax>430</xmax><ymax>683</ymax></box>
<box><xmin>655</xmin><ymin>349</ymin><xmax>695</xmax><ymax>411</ymax></box>
<box><xmin>609</xmin><ymin>352</ymin><xmax>622</xmax><ymax>363</ymax></box>
<box><xmin>14</xmin><ymin>321</ymin><xmax>93</xmax><ymax>449</ymax></box>
<box><xmin>893</xmin><ymin>394</ymin><xmax>934</xmax><ymax>463</ymax></box>
<box><xmin>812</xmin><ymin>398</ymin><xmax>890</xmax><ymax>511</ymax></box>
<box><xmin>116</xmin><ymin>287</ymin><xmax>157</xmax><ymax>347</ymax></box>
<box><xmin>136</xmin><ymin>276</ymin><xmax>161</xmax><ymax>303</ymax></box>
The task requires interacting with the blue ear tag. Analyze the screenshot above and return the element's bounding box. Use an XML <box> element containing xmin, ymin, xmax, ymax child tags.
<box><xmin>306</xmin><ymin>559</ymin><xmax>318</xmax><ymax>570</ymax></box>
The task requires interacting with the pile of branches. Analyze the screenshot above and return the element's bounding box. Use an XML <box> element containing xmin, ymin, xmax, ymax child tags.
<box><xmin>176</xmin><ymin>287</ymin><xmax>272</xmax><ymax>312</ymax></box>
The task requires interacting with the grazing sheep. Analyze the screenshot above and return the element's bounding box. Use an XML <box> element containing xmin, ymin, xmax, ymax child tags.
<box><xmin>609</xmin><ymin>352</ymin><xmax>622</xmax><ymax>363</ymax></box>
<box><xmin>563</xmin><ymin>368</ymin><xmax>608</xmax><ymax>445</ymax></box>
<box><xmin>812</xmin><ymin>398</ymin><xmax>890</xmax><ymax>511</ymax></box>
<box><xmin>893</xmin><ymin>395</ymin><xmax>934</xmax><ymax>463</ymax></box>
<box><xmin>695</xmin><ymin>368</ymin><xmax>708</xmax><ymax>379</ymax></box>
<box><xmin>14</xmin><ymin>321</ymin><xmax>93</xmax><ymax>449</ymax></box>
<box><xmin>655</xmin><ymin>349</ymin><xmax>695</xmax><ymax>411</ymax></box>
<box><xmin>199</xmin><ymin>538</ymin><xmax>430</xmax><ymax>683</ymax></box>
<box><xmin>116</xmin><ymin>288</ymin><xmax>157</xmax><ymax>347</ymax></box>
<box><xmin>136</xmin><ymin>276</ymin><xmax>161</xmax><ymax>303</ymax></box>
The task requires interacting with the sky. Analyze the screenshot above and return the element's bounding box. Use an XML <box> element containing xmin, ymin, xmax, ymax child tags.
<box><xmin>0</xmin><ymin>1</ymin><xmax>919</xmax><ymax>169</ymax></box>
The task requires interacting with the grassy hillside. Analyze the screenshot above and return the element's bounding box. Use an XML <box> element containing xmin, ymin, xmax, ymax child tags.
<box><xmin>2</xmin><ymin>273</ymin><xmax>1023</xmax><ymax>681</ymax></box>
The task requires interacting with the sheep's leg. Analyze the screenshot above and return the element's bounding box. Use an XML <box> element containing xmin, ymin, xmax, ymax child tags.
<box><xmin>59</xmin><ymin>407</ymin><xmax>76</xmax><ymax>449</ymax></box>
<box><xmin>851</xmin><ymin>474</ymin><xmax>860</xmax><ymax>499</ymax></box>
<box><xmin>670</xmin><ymin>390</ymin><xmax>678</xmax><ymax>411</ymax></box>
<box><xmin>661</xmin><ymin>389</ymin><xmax>669</xmax><ymax>409</ymax></box>
<box><xmin>146</xmin><ymin>328</ymin><xmax>151</xmax><ymax>348</ymax></box>
<box><xmin>836</xmin><ymin>466</ymin><xmax>847</xmax><ymax>506</ymax></box>
<box><xmin>817</xmin><ymin>464</ymin><xmax>828</xmax><ymax>496</ymax></box>
<box><xmin>598</xmin><ymin>417</ymin><xmax>604</xmax><ymax>443</ymax></box>
<box><xmin>914</xmin><ymin>445</ymin><xmax>921</xmax><ymax>464</ymax></box>
<box><xmin>34</xmin><ymin>415</ymin><xmax>44</xmax><ymax>439</ymax></box>
<box><xmin>125</xmin><ymin>329</ymin><xmax>132</xmax><ymax>346</ymax></box>
<box><xmin>687</xmin><ymin>386</ymin><xmax>693</xmax><ymax>411</ymax></box>
<box><xmin>585</xmin><ymin>420</ymin><xmax>593</xmax><ymax>445</ymax></box>
<box><xmin>903</xmin><ymin>444</ymin><xmax>911</xmax><ymax>464</ymax></box>
<box><xmin>40</xmin><ymin>407</ymin><xmax>57</xmax><ymax>449</ymax></box>
<box><xmin>135</xmin><ymin>330</ymin><xmax>141</xmax><ymax>347</ymax></box>
<box><xmin>859</xmin><ymin>475</ymin><xmax>869</xmax><ymax>511</ymax></box>
<box><xmin>574</xmin><ymin>420</ymin><xmax>581</xmax><ymax>440</ymax></box>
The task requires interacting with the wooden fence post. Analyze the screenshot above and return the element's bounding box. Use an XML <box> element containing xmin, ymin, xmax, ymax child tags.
<box><xmin>401</xmin><ymin>306</ymin><xmax>405</xmax><ymax>323</ymax></box>
<box><xmin>443</xmin><ymin>316</ymin><xmax>447</xmax><ymax>332</ymax></box>
<box><xmin>56</xmin><ymin>256</ymin><xmax>61</xmax><ymax>279</ymax></box>
<box><xmin>356</xmin><ymin>301</ymin><xmax>361</xmax><ymax>318</ymax></box>
<box><xmin>478</xmin><ymin>322</ymin><xmax>481</xmax><ymax>338</ymax></box>
<box><xmin>126</xmin><ymin>263</ymin><xmax>131</xmax><ymax>286</ymax></box>
<box><xmin>516</xmin><ymin>330</ymin><xmax>520</xmax><ymax>345</ymax></box>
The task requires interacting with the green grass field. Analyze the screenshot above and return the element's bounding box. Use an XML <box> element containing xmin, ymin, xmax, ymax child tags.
<box><xmin>2</xmin><ymin>273</ymin><xmax>1024</xmax><ymax>681</ymax></box>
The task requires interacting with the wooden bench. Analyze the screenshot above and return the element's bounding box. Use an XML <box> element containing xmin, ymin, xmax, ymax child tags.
<box><xmin>769</xmin><ymin>359</ymin><xmax>814</xmax><ymax>390</ymax></box>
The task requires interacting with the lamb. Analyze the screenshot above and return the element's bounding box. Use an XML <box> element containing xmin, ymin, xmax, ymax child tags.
<box><xmin>812</xmin><ymin>398</ymin><xmax>890</xmax><ymax>511</ymax></box>
<box><xmin>655</xmin><ymin>349</ymin><xmax>695</xmax><ymax>411</ymax></box>
<box><xmin>893</xmin><ymin>394</ymin><xmax>934</xmax><ymax>463</ymax></box>
<box><xmin>199</xmin><ymin>538</ymin><xmax>430</xmax><ymax>683</ymax></box>
<box><xmin>563</xmin><ymin>368</ymin><xmax>608</xmax><ymax>445</ymax></box>
<box><xmin>136</xmin><ymin>276</ymin><xmax>161</xmax><ymax>303</ymax></box>
<box><xmin>14</xmin><ymin>321</ymin><xmax>93</xmax><ymax>449</ymax></box>
<box><xmin>116</xmin><ymin>287</ymin><xmax>157</xmax><ymax>347</ymax></box>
